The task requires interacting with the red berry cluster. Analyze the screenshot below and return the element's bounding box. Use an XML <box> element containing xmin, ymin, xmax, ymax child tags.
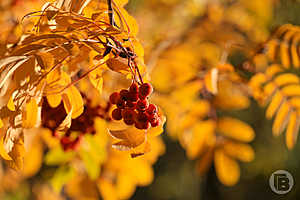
<box><xmin>42</xmin><ymin>96</ymin><xmax>111</xmax><ymax>151</ymax></box>
<box><xmin>110</xmin><ymin>82</ymin><xmax>160</xmax><ymax>129</ymax></box>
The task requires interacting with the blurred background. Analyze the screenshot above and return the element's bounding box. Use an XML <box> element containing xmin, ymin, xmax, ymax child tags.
<box><xmin>130</xmin><ymin>0</ymin><xmax>300</xmax><ymax>199</ymax></box>
<box><xmin>1</xmin><ymin>0</ymin><xmax>300</xmax><ymax>199</ymax></box>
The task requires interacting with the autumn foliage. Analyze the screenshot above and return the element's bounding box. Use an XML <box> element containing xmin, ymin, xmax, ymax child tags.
<box><xmin>0</xmin><ymin>0</ymin><xmax>299</xmax><ymax>199</ymax></box>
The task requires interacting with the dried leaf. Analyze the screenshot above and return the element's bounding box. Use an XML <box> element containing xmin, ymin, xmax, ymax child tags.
<box><xmin>106</xmin><ymin>57</ymin><xmax>130</xmax><ymax>73</ymax></box>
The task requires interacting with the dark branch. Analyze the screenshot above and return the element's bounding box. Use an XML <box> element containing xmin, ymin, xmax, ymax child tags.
<box><xmin>107</xmin><ymin>0</ymin><xmax>115</xmax><ymax>26</ymax></box>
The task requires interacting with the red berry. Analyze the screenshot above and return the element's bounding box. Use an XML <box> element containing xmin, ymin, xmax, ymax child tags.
<box><xmin>128</xmin><ymin>92</ymin><xmax>139</xmax><ymax>102</ymax></box>
<box><xmin>139</xmin><ymin>93</ymin><xmax>147</xmax><ymax>100</ymax></box>
<box><xmin>150</xmin><ymin>118</ymin><xmax>160</xmax><ymax>127</ymax></box>
<box><xmin>137</xmin><ymin>99</ymin><xmax>149</xmax><ymax>112</ymax></box>
<box><xmin>148</xmin><ymin>113</ymin><xmax>158</xmax><ymax>123</ymax></box>
<box><xmin>61</xmin><ymin>136</ymin><xmax>72</xmax><ymax>151</ymax></box>
<box><xmin>124</xmin><ymin>118</ymin><xmax>135</xmax><ymax>125</ymax></box>
<box><xmin>60</xmin><ymin>136</ymin><xmax>70</xmax><ymax>145</ymax></box>
<box><xmin>135</xmin><ymin>121</ymin><xmax>150</xmax><ymax>130</ymax></box>
<box><xmin>109</xmin><ymin>92</ymin><xmax>120</xmax><ymax>104</ymax></box>
<box><xmin>70</xmin><ymin>137</ymin><xmax>81</xmax><ymax>150</ymax></box>
<box><xmin>146</xmin><ymin>104</ymin><xmax>157</xmax><ymax>115</ymax></box>
<box><xmin>122</xmin><ymin>108</ymin><xmax>135</xmax><ymax>120</ymax></box>
<box><xmin>136</xmin><ymin>112</ymin><xmax>149</xmax><ymax>123</ymax></box>
<box><xmin>112</xmin><ymin>108</ymin><xmax>122</xmax><ymax>120</ymax></box>
<box><xmin>129</xmin><ymin>82</ymin><xmax>139</xmax><ymax>93</ymax></box>
<box><xmin>120</xmin><ymin>89</ymin><xmax>130</xmax><ymax>101</ymax></box>
<box><xmin>126</xmin><ymin>101</ymin><xmax>137</xmax><ymax>108</ymax></box>
<box><xmin>139</xmin><ymin>83</ymin><xmax>153</xmax><ymax>98</ymax></box>
<box><xmin>116</xmin><ymin>99</ymin><xmax>126</xmax><ymax>108</ymax></box>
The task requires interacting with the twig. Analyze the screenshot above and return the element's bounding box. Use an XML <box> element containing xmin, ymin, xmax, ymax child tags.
<box><xmin>107</xmin><ymin>0</ymin><xmax>115</xmax><ymax>26</ymax></box>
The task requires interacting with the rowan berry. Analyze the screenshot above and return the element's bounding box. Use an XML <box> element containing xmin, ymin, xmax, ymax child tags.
<box><xmin>60</xmin><ymin>136</ymin><xmax>70</xmax><ymax>145</ymax></box>
<box><xmin>148</xmin><ymin>113</ymin><xmax>158</xmax><ymax>123</ymax></box>
<box><xmin>112</xmin><ymin>108</ymin><xmax>122</xmax><ymax>120</ymax></box>
<box><xmin>116</xmin><ymin>98</ymin><xmax>126</xmax><ymax>108</ymax></box>
<box><xmin>150</xmin><ymin>118</ymin><xmax>160</xmax><ymax>127</ymax></box>
<box><xmin>126</xmin><ymin>100</ymin><xmax>137</xmax><ymax>108</ymax></box>
<box><xmin>70</xmin><ymin>137</ymin><xmax>81</xmax><ymax>150</ymax></box>
<box><xmin>129</xmin><ymin>82</ymin><xmax>139</xmax><ymax>93</ymax></box>
<box><xmin>124</xmin><ymin>118</ymin><xmax>135</xmax><ymax>125</ymax></box>
<box><xmin>136</xmin><ymin>112</ymin><xmax>149</xmax><ymax>123</ymax></box>
<box><xmin>128</xmin><ymin>92</ymin><xmax>139</xmax><ymax>102</ymax></box>
<box><xmin>139</xmin><ymin>83</ymin><xmax>153</xmax><ymax>98</ymax></box>
<box><xmin>146</xmin><ymin>104</ymin><xmax>157</xmax><ymax>115</ymax></box>
<box><xmin>137</xmin><ymin>99</ymin><xmax>149</xmax><ymax>112</ymax></box>
<box><xmin>122</xmin><ymin>108</ymin><xmax>135</xmax><ymax>120</ymax></box>
<box><xmin>120</xmin><ymin>89</ymin><xmax>130</xmax><ymax>101</ymax></box>
<box><xmin>109</xmin><ymin>92</ymin><xmax>120</xmax><ymax>104</ymax></box>
<box><xmin>135</xmin><ymin>121</ymin><xmax>151</xmax><ymax>129</ymax></box>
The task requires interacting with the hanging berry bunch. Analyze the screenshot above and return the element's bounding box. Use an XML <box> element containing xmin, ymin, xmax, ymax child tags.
<box><xmin>110</xmin><ymin>82</ymin><xmax>161</xmax><ymax>130</ymax></box>
<box><xmin>42</xmin><ymin>96</ymin><xmax>111</xmax><ymax>151</ymax></box>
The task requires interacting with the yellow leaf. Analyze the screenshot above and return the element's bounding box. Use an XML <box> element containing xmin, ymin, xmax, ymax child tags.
<box><xmin>89</xmin><ymin>66</ymin><xmax>103</xmax><ymax>94</ymax></box>
<box><xmin>130</xmin><ymin>140</ymin><xmax>151</xmax><ymax>158</ymax></box>
<box><xmin>214</xmin><ymin>149</ymin><xmax>240</xmax><ymax>186</ymax></box>
<box><xmin>23</xmin><ymin>135</ymin><xmax>43</xmax><ymax>177</ymax></box>
<box><xmin>272</xmin><ymin>101</ymin><xmax>291</xmax><ymax>136</ymax></box>
<box><xmin>286</xmin><ymin>111</ymin><xmax>300</xmax><ymax>149</ymax></box>
<box><xmin>6</xmin><ymin>136</ymin><xmax>25</xmax><ymax>170</ymax></box>
<box><xmin>47</xmin><ymin>94</ymin><xmax>62</xmax><ymax>108</ymax></box>
<box><xmin>266</xmin><ymin>39</ymin><xmax>278</xmax><ymax>60</ymax></box>
<box><xmin>7</xmin><ymin>96</ymin><xmax>15</xmax><ymax>111</ymax></box>
<box><xmin>217</xmin><ymin>117</ymin><xmax>255</xmax><ymax>142</ymax></box>
<box><xmin>131</xmin><ymin>159</ymin><xmax>154</xmax><ymax>186</ymax></box>
<box><xmin>266</xmin><ymin>91</ymin><xmax>283</xmax><ymax>119</ymax></box>
<box><xmin>265</xmin><ymin>64</ymin><xmax>283</xmax><ymax>77</ymax></box>
<box><xmin>110</xmin><ymin>127</ymin><xmax>146</xmax><ymax>149</ymax></box>
<box><xmin>196</xmin><ymin>148</ymin><xmax>213</xmax><ymax>175</ymax></box>
<box><xmin>185</xmin><ymin>120</ymin><xmax>216</xmax><ymax>159</ymax></box>
<box><xmin>0</xmin><ymin>118</ymin><xmax>3</xmax><ymax>128</ymax></box>
<box><xmin>282</xmin><ymin>84</ymin><xmax>300</xmax><ymax>96</ymax></box>
<box><xmin>214</xmin><ymin>80</ymin><xmax>250</xmax><ymax>110</ymax></box>
<box><xmin>114</xmin><ymin>0</ymin><xmax>128</xmax><ymax>7</ymax></box>
<box><xmin>0</xmin><ymin>135</ymin><xmax>12</xmax><ymax>160</ymax></box>
<box><xmin>22</xmin><ymin>98</ymin><xmax>38</xmax><ymax>128</ymax></box>
<box><xmin>116</xmin><ymin>173</ymin><xmax>136</xmax><ymax>200</ymax></box>
<box><xmin>62</xmin><ymin>86</ymin><xmax>84</xmax><ymax>119</ymax></box>
<box><xmin>274</xmin><ymin>73</ymin><xmax>299</xmax><ymax>86</ymax></box>
<box><xmin>291</xmin><ymin>43</ymin><xmax>300</xmax><ymax>68</ymax></box>
<box><xmin>223</xmin><ymin>141</ymin><xmax>255</xmax><ymax>162</ymax></box>
<box><xmin>119</xmin><ymin>7</ymin><xmax>139</xmax><ymax>36</ymax></box>
<box><xmin>280</xmin><ymin>43</ymin><xmax>290</xmax><ymax>68</ymax></box>
<box><xmin>98</xmin><ymin>179</ymin><xmax>118</xmax><ymax>200</ymax></box>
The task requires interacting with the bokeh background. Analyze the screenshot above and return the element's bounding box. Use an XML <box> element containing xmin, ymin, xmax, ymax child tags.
<box><xmin>130</xmin><ymin>0</ymin><xmax>300</xmax><ymax>199</ymax></box>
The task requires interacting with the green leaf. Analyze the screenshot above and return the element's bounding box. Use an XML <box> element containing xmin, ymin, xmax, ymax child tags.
<box><xmin>45</xmin><ymin>147</ymin><xmax>75</xmax><ymax>165</ymax></box>
<box><xmin>79</xmin><ymin>134</ymin><xmax>106</xmax><ymax>180</ymax></box>
<box><xmin>50</xmin><ymin>165</ymin><xmax>75</xmax><ymax>193</ymax></box>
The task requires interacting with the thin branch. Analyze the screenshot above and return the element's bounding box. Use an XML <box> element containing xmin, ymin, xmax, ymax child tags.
<box><xmin>107</xmin><ymin>0</ymin><xmax>115</xmax><ymax>26</ymax></box>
